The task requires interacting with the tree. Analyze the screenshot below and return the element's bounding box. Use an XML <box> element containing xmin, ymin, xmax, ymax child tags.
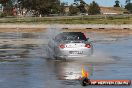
<box><xmin>88</xmin><ymin>1</ymin><xmax>100</xmax><ymax>15</ymax></box>
<box><xmin>74</xmin><ymin>0</ymin><xmax>87</xmax><ymax>13</ymax></box>
<box><xmin>69</xmin><ymin>4</ymin><xmax>79</xmax><ymax>15</ymax></box>
<box><xmin>6</xmin><ymin>0</ymin><xmax>13</xmax><ymax>7</ymax></box>
<box><xmin>125</xmin><ymin>3</ymin><xmax>132</xmax><ymax>13</ymax></box>
<box><xmin>0</xmin><ymin>0</ymin><xmax>10</xmax><ymax>6</ymax></box>
<box><xmin>0</xmin><ymin>0</ymin><xmax>14</xmax><ymax>16</ymax></box>
<box><xmin>125</xmin><ymin>0</ymin><xmax>132</xmax><ymax>13</ymax></box>
<box><xmin>114</xmin><ymin>0</ymin><xmax>120</xmax><ymax>7</ymax></box>
<box><xmin>126</xmin><ymin>0</ymin><xmax>131</xmax><ymax>4</ymax></box>
<box><xmin>59</xmin><ymin>2</ymin><xmax>67</xmax><ymax>15</ymax></box>
<box><xmin>17</xmin><ymin>0</ymin><xmax>62</xmax><ymax>16</ymax></box>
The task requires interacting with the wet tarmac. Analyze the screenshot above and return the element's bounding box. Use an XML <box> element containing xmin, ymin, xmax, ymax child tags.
<box><xmin>0</xmin><ymin>31</ymin><xmax>132</xmax><ymax>88</ymax></box>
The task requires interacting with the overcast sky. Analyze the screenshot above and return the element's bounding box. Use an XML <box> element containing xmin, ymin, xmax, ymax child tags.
<box><xmin>61</xmin><ymin>0</ymin><xmax>126</xmax><ymax>7</ymax></box>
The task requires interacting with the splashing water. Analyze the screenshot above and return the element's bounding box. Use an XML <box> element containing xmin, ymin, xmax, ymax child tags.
<box><xmin>46</xmin><ymin>25</ymin><xmax>62</xmax><ymax>40</ymax></box>
<box><xmin>43</xmin><ymin>25</ymin><xmax>62</xmax><ymax>59</ymax></box>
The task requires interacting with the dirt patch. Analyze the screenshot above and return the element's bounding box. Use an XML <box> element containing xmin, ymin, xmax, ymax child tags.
<box><xmin>0</xmin><ymin>28</ymin><xmax>45</xmax><ymax>33</ymax></box>
<box><xmin>0</xmin><ymin>28</ymin><xmax>132</xmax><ymax>35</ymax></box>
<box><xmin>63</xmin><ymin>28</ymin><xmax>132</xmax><ymax>35</ymax></box>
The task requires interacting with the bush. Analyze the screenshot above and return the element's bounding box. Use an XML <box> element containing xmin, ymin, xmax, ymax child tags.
<box><xmin>108</xmin><ymin>16</ymin><xmax>114</xmax><ymax>20</ymax></box>
<box><xmin>0</xmin><ymin>12</ymin><xmax>5</xmax><ymax>17</ymax></box>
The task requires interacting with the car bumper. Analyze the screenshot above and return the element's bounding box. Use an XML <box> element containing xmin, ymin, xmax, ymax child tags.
<box><xmin>55</xmin><ymin>47</ymin><xmax>93</xmax><ymax>60</ymax></box>
<box><xmin>57</xmin><ymin>55</ymin><xmax>92</xmax><ymax>61</ymax></box>
<box><xmin>56</xmin><ymin>52</ymin><xmax>92</xmax><ymax>61</ymax></box>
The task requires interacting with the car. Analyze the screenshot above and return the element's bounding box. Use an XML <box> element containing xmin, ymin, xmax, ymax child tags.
<box><xmin>46</xmin><ymin>32</ymin><xmax>93</xmax><ymax>60</ymax></box>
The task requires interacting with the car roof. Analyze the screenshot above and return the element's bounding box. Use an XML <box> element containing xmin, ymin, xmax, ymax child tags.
<box><xmin>62</xmin><ymin>32</ymin><xmax>83</xmax><ymax>34</ymax></box>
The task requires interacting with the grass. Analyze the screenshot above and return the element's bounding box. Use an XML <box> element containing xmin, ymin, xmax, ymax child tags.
<box><xmin>0</xmin><ymin>15</ymin><xmax>132</xmax><ymax>24</ymax></box>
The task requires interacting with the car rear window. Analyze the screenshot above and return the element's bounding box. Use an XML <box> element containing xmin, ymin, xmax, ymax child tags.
<box><xmin>55</xmin><ymin>32</ymin><xmax>87</xmax><ymax>41</ymax></box>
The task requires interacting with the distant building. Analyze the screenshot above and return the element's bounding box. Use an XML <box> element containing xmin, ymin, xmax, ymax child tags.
<box><xmin>100</xmin><ymin>7</ymin><xmax>128</xmax><ymax>15</ymax></box>
<box><xmin>64</xmin><ymin>6</ymin><xmax>128</xmax><ymax>15</ymax></box>
<box><xmin>0</xmin><ymin>4</ymin><xmax>3</xmax><ymax>12</ymax></box>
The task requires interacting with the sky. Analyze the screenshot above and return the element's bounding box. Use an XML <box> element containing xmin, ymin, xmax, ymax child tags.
<box><xmin>61</xmin><ymin>0</ymin><xmax>126</xmax><ymax>7</ymax></box>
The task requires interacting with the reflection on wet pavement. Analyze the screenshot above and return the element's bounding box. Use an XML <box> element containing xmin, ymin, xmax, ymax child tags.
<box><xmin>0</xmin><ymin>32</ymin><xmax>131</xmax><ymax>88</ymax></box>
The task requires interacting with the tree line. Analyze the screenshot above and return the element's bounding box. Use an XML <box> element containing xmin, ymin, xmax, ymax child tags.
<box><xmin>0</xmin><ymin>0</ymin><xmax>132</xmax><ymax>16</ymax></box>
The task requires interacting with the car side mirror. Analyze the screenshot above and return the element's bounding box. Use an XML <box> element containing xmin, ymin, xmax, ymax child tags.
<box><xmin>86</xmin><ymin>38</ymin><xmax>89</xmax><ymax>41</ymax></box>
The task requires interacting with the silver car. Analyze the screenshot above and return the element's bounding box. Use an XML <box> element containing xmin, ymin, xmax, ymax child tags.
<box><xmin>47</xmin><ymin>32</ymin><xmax>93</xmax><ymax>60</ymax></box>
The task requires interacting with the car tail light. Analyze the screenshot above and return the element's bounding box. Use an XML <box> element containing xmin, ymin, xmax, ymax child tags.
<box><xmin>83</xmin><ymin>33</ymin><xmax>87</xmax><ymax>38</ymax></box>
<box><xmin>59</xmin><ymin>44</ymin><xmax>65</xmax><ymax>49</ymax></box>
<box><xmin>85</xmin><ymin>44</ymin><xmax>91</xmax><ymax>48</ymax></box>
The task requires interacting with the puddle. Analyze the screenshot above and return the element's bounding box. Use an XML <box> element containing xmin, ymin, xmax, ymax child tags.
<box><xmin>0</xmin><ymin>30</ymin><xmax>131</xmax><ymax>88</ymax></box>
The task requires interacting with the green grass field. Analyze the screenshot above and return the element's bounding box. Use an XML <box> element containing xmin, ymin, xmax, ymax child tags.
<box><xmin>0</xmin><ymin>15</ymin><xmax>132</xmax><ymax>24</ymax></box>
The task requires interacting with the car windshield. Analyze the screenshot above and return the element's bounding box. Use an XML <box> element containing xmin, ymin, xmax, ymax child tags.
<box><xmin>55</xmin><ymin>32</ymin><xmax>87</xmax><ymax>41</ymax></box>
